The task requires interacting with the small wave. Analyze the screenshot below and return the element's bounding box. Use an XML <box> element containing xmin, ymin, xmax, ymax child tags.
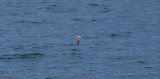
<box><xmin>0</xmin><ymin>53</ymin><xmax>44</xmax><ymax>60</ymax></box>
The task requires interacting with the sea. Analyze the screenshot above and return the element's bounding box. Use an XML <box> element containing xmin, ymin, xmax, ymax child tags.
<box><xmin>0</xmin><ymin>0</ymin><xmax>160</xmax><ymax>79</ymax></box>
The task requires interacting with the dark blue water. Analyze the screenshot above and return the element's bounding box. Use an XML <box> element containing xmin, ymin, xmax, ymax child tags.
<box><xmin>0</xmin><ymin>0</ymin><xmax>160</xmax><ymax>79</ymax></box>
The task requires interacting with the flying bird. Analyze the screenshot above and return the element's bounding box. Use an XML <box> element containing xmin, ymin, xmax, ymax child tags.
<box><xmin>75</xmin><ymin>35</ymin><xmax>81</xmax><ymax>45</ymax></box>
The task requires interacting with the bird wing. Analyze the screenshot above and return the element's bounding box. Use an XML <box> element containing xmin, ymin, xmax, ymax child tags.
<box><xmin>77</xmin><ymin>39</ymin><xmax>79</xmax><ymax>45</ymax></box>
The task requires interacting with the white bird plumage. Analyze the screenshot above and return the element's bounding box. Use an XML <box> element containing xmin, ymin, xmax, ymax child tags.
<box><xmin>77</xmin><ymin>35</ymin><xmax>81</xmax><ymax>38</ymax></box>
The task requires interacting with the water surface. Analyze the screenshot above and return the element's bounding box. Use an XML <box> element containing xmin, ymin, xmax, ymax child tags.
<box><xmin>0</xmin><ymin>0</ymin><xmax>160</xmax><ymax>79</ymax></box>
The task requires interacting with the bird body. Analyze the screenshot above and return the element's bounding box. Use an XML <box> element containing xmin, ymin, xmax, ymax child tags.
<box><xmin>76</xmin><ymin>35</ymin><xmax>81</xmax><ymax>45</ymax></box>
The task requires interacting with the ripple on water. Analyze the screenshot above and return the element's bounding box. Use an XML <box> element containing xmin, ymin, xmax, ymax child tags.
<box><xmin>145</xmin><ymin>66</ymin><xmax>154</xmax><ymax>69</ymax></box>
<box><xmin>46</xmin><ymin>4</ymin><xmax>72</xmax><ymax>13</ymax></box>
<box><xmin>70</xmin><ymin>49</ymin><xmax>80</xmax><ymax>51</ymax></box>
<box><xmin>60</xmin><ymin>48</ymin><xmax>80</xmax><ymax>51</ymax></box>
<box><xmin>45</xmin><ymin>77</ymin><xmax>53</xmax><ymax>79</ymax></box>
<box><xmin>83</xmin><ymin>36</ymin><xmax>99</xmax><ymax>39</ymax></box>
<box><xmin>109</xmin><ymin>32</ymin><xmax>132</xmax><ymax>37</ymax></box>
<box><xmin>16</xmin><ymin>20</ymin><xmax>46</xmax><ymax>25</ymax></box>
<box><xmin>110</xmin><ymin>34</ymin><xmax>120</xmax><ymax>37</ymax></box>
<box><xmin>102</xmin><ymin>7</ymin><xmax>110</xmax><ymax>13</ymax></box>
<box><xmin>0</xmin><ymin>53</ymin><xmax>44</xmax><ymax>60</ymax></box>
<box><xmin>90</xmin><ymin>19</ymin><xmax>97</xmax><ymax>22</ymax></box>
<box><xmin>70</xmin><ymin>53</ymin><xmax>82</xmax><ymax>55</ymax></box>
<box><xmin>135</xmin><ymin>60</ymin><xmax>146</xmax><ymax>64</ymax></box>
<box><xmin>68</xmin><ymin>43</ymin><xmax>74</xmax><ymax>46</ymax></box>
<box><xmin>88</xmin><ymin>4</ymin><xmax>99</xmax><ymax>6</ymax></box>
<box><xmin>46</xmin><ymin>5</ymin><xmax>56</xmax><ymax>10</ymax></box>
<box><xmin>73</xmin><ymin>18</ymin><xmax>83</xmax><ymax>21</ymax></box>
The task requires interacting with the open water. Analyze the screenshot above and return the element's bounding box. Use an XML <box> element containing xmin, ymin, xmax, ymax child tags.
<box><xmin>0</xmin><ymin>0</ymin><xmax>160</xmax><ymax>79</ymax></box>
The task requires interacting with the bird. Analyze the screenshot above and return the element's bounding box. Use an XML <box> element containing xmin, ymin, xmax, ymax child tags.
<box><xmin>75</xmin><ymin>35</ymin><xmax>81</xmax><ymax>45</ymax></box>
